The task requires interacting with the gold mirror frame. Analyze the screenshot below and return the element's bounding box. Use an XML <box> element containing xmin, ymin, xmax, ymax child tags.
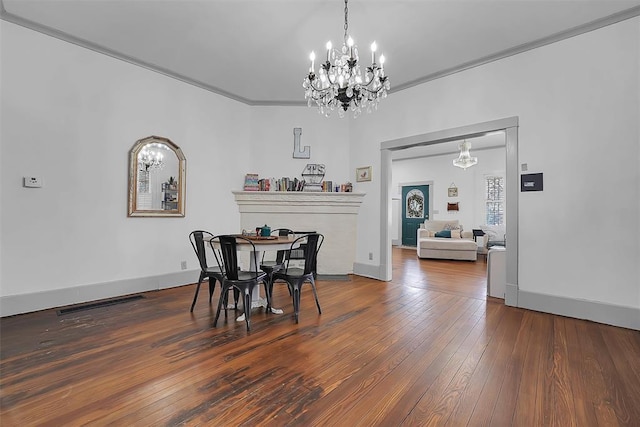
<box><xmin>128</xmin><ymin>136</ymin><xmax>186</xmax><ymax>217</ymax></box>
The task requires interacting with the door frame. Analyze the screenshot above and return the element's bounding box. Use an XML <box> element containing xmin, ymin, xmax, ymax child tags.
<box><xmin>379</xmin><ymin>117</ymin><xmax>519</xmax><ymax>307</ymax></box>
<box><xmin>395</xmin><ymin>181</ymin><xmax>433</xmax><ymax>246</ymax></box>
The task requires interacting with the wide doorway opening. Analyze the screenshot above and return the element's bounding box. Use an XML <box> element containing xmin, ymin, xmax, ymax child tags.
<box><xmin>380</xmin><ymin>117</ymin><xmax>519</xmax><ymax>306</ymax></box>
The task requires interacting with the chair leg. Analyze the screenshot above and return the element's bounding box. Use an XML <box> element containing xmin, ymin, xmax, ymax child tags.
<box><xmin>190</xmin><ymin>273</ymin><xmax>206</xmax><ymax>312</ymax></box>
<box><xmin>263</xmin><ymin>278</ymin><xmax>272</xmax><ymax>312</ymax></box>
<box><xmin>266</xmin><ymin>274</ymin><xmax>274</xmax><ymax>311</ymax></box>
<box><xmin>309</xmin><ymin>277</ymin><xmax>322</xmax><ymax>314</ymax></box>
<box><xmin>292</xmin><ymin>282</ymin><xmax>301</xmax><ymax>323</ymax></box>
<box><xmin>208</xmin><ymin>277</ymin><xmax>217</xmax><ymax>303</ymax></box>
<box><xmin>213</xmin><ymin>285</ymin><xmax>227</xmax><ymax>327</ymax></box>
<box><xmin>222</xmin><ymin>288</ymin><xmax>230</xmax><ymax>318</ymax></box>
<box><xmin>243</xmin><ymin>286</ymin><xmax>253</xmax><ymax>332</ymax></box>
<box><xmin>234</xmin><ymin>289</ymin><xmax>240</xmax><ymax>310</ymax></box>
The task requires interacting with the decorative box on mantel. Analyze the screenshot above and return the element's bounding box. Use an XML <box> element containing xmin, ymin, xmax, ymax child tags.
<box><xmin>233</xmin><ymin>191</ymin><xmax>365</xmax><ymax>275</ymax></box>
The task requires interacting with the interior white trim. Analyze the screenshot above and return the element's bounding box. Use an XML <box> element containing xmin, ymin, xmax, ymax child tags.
<box><xmin>379</xmin><ymin>117</ymin><xmax>519</xmax><ymax>306</ymax></box>
<box><xmin>518</xmin><ymin>290</ymin><xmax>640</xmax><ymax>331</ymax></box>
<box><xmin>392</xmin><ymin>6</ymin><xmax>640</xmax><ymax>93</ymax></box>
<box><xmin>0</xmin><ymin>270</ymin><xmax>198</xmax><ymax>317</ymax></box>
<box><xmin>352</xmin><ymin>262</ymin><xmax>384</xmax><ymax>280</ymax></box>
<box><xmin>0</xmin><ymin>1</ymin><xmax>250</xmax><ymax>104</ymax></box>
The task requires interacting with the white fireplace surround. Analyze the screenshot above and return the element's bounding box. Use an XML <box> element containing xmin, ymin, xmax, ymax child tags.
<box><xmin>233</xmin><ymin>191</ymin><xmax>365</xmax><ymax>275</ymax></box>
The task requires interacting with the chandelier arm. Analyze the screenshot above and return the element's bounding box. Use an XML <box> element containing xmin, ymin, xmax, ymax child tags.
<box><xmin>306</xmin><ymin>75</ymin><xmax>333</xmax><ymax>94</ymax></box>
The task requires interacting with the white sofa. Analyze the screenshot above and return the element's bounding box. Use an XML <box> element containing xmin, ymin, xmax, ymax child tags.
<box><xmin>417</xmin><ymin>219</ymin><xmax>479</xmax><ymax>261</ymax></box>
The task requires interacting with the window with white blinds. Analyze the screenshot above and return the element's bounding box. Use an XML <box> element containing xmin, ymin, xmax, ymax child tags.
<box><xmin>485</xmin><ymin>176</ymin><xmax>504</xmax><ymax>225</ymax></box>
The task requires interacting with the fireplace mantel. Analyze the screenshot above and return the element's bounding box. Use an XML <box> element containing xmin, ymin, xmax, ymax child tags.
<box><xmin>232</xmin><ymin>191</ymin><xmax>365</xmax><ymax>275</ymax></box>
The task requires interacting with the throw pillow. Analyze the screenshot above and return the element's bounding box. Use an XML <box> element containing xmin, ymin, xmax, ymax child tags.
<box><xmin>444</xmin><ymin>223</ymin><xmax>463</xmax><ymax>232</ymax></box>
<box><xmin>450</xmin><ymin>229</ymin><xmax>461</xmax><ymax>239</ymax></box>
<box><xmin>435</xmin><ymin>230</ymin><xmax>451</xmax><ymax>238</ymax></box>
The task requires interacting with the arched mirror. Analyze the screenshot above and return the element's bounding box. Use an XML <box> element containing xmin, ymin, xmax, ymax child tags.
<box><xmin>128</xmin><ymin>136</ymin><xmax>186</xmax><ymax>217</ymax></box>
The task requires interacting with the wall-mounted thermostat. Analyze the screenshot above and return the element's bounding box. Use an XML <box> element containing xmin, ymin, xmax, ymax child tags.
<box><xmin>23</xmin><ymin>176</ymin><xmax>43</xmax><ymax>188</ymax></box>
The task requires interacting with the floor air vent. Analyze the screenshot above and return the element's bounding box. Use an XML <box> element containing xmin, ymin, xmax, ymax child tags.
<box><xmin>57</xmin><ymin>295</ymin><xmax>144</xmax><ymax>315</ymax></box>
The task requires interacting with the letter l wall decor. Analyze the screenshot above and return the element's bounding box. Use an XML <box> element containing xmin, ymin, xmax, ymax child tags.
<box><xmin>292</xmin><ymin>127</ymin><xmax>310</xmax><ymax>159</ymax></box>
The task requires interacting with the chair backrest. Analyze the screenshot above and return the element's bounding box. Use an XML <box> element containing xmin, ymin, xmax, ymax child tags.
<box><xmin>286</xmin><ymin>233</ymin><xmax>323</xmax><ymax>275</ymax></box>
<box><xmin>303</xmin><ymin>233</ymin><xmax>323</xmax><ymax>275</ymax></box>
<box><xmin>212</xmin><ymin>235</ymin><xmax>240</xmax><ymax>280</ymax></box>
<box><xmin>287</xmin><ymin>231</ymin><xmax>316</xmax><ymax>261</ymax></box>
<box><xmin>212</xmin><ymin>235</ymin><xmax>260</xmax><ymax>280</ymax></box>
<box><xmin>189</xmin><ymin>230</ymin><xmax>214</xmax><ymax>272</ymax></box>
<box><xmin>272</xmin><ymin>228</ymin><xmax>294</xmax><ymax>263</ymax></box>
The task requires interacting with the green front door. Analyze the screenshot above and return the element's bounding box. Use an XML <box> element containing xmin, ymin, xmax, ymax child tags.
<box><xmin>402</xmin><ymin>185</ymin><xmax>429</xmax><ymax>246</ymax></box>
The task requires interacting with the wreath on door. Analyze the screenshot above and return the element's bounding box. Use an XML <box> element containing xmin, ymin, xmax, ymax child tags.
<box><xmin>407</xmin><ymin>190</ymin><xmax>424</xmax><ymax>218</ymax></box>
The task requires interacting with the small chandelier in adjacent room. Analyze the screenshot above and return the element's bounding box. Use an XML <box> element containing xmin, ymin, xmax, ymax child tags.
<box><xmin>453</xmin><ymin>140</ymin><xmax>478</xmax><ymax>170</ymax></box>
<box><xmin>138</xmin><ymin>145</ymin><xmax>164</xmax><ymax>171</ymax></box>
<box><xmin>303</xmin><ymin>0</ymin><xmax>390</xmax><ymax>118</ymax></box>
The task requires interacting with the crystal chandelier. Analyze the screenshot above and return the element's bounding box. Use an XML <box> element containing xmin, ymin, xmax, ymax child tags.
<box><xmin>303</xmin><ymin>0</ymin><xmax>390</xmax><ymax>118</ymax></box>
<box><xmin>138</xmin><ymin>145</ymin><xmax>164</xmax><ymax>171</ymax></box>
<box><xmin>453</xmin><ymin>140</ymin><xmax>478</xmax><ymax>170</ymax></box>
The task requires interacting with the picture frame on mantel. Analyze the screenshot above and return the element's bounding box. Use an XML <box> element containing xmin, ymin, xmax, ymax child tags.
<box><xmin>356</xmin><ymin>166</ymin><xmax>372</xmax><ymax>182</ymax></box>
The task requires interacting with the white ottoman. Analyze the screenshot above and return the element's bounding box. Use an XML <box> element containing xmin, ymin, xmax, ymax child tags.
<box><xmin>417</xmin><ymin>238</ymin><xmax>478</xmax><ymax>261</ymax></box>
<box><xmin>487</xmin><ymin>247</ymin><xmax>506</xmax><ymax>299</ymax></box>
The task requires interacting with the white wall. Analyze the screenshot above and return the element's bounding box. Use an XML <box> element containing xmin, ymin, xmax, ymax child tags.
<box><xmin>392</xmin><ymin>147</ymin><xmax>506</xmax><ymax>241</ymax></box>
<box><xmin>350</xmin><ymin>18</ymin><xmax>640</xmax><ymax>312</ymax></box>
<box><xmin>246</xmin><ymin>107</ymin><xmax>350</xmax><ymax>191</ymax></box>
<box><xmin>0</xmin><ymin>20</ymin><xmax>350</xmax><ymax>314</ymax></box>
<box><xmin>2</xmin><ymin>15</ymin><xmax>639</xmax><ymax>325</ymax></box>
<box><xmin>0</xmin><ymin>20</ymin><xmax>253</xmax><ymax>301</ymax></box>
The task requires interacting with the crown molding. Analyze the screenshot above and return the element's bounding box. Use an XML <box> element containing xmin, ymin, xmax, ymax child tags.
<box><xmin>2</xmin><ymin>1</ymin><xmax>639</xmax><ymax>106</ymax></box>
<box><xmin>0</xmin><ymin>0</ymin><xmax>254</xmax><ymax>105</ymax></box>
<box><xmin>391</xmin><ymin>5</ymin><xmax>640</xmax><ymax>94</ymax></box>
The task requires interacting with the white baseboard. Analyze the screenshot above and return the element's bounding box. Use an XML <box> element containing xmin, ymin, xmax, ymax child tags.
<box><xmin>516</xmin><ymin>289</ymin><xmax>640</xmax><ymax>331</ymax></box>
<box><xmin>353</xmin><ymin>262</ymin><xmax>385</xmax><ymax>280</ymax></box>
<box><xmin>505</xmin><ymin>283</ymin><xmax>518</xmax><ymax>307</ymax></box>
<box><xmin>0</xmin><ymin>270</ymin><xmax>199</xmax><ymax>317</ymax></box>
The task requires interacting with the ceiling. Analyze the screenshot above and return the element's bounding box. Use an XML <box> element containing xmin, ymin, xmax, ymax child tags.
<box><xmin>2</xmin><ymin>0</ymin><xmax>640</xmax><ymax>106</ymax></box>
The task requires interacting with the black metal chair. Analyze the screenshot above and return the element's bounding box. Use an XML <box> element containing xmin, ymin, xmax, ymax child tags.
<box><xmin>286</xmin><ymin>231</ymin><xmax>318</xmax><ymax>279</ymax></box>
<box><xmin>272</xmin><ymin>233</ymin><xmax>324</xmax><ymax>323</ymax></box>
<box><xmin>188</xmin><ymin>230</ymin><xmax>228</xmax><ymax>312</ymax></box>
<box><xmin>210</xmin><ymin>235</ymin><xmax>268</xmax><ymax>332</ymax></box>
<box><xmin>260</xmin><ymin>228</ymin><xmax>294</xmax><ymax>308</ymax></box>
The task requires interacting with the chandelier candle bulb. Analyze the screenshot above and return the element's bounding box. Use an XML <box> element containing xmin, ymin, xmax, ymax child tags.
<box><xmin>371</xmin><ymin>41</ymin><xmax>377</xmax><ymax>63</ymax></box>
<box><xmin>326</xmin><ymin>41</ymin><xmax>332</xmax><ymax>61</ymax></box>
<box><xmin>309</xmin><ymin>51</ymin><xmax>315</xmax><ymax>72</ymax></box>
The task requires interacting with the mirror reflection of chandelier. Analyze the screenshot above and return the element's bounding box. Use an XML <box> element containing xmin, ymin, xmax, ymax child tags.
<box><xmin>303</xmin><ymin>0</ymin><xmax>390</xmax><ymax>118</ymax></box>
<box><xmin>453</xmin><ymin>140</ymin><xmax>478</xmax><ymax>170</ymax></box>
<box><xmin>138</xmin><ymin>145</ymin><xmax>165</xmax><ymax>171</ymax></box>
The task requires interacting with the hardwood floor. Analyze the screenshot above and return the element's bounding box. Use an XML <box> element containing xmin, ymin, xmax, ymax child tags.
<box><xmin>1</xmin><ymin>247</ymin><xmax>639</xmax><ymax>426</ymax></box>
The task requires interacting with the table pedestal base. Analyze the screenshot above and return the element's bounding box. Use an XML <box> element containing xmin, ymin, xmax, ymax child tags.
<box><xmin>226</xmin><ymin>297</ymin><xmax>284</xmax><ymax>321</ymax></box>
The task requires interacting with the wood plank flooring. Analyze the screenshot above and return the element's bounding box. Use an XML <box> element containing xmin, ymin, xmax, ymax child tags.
<box><xmin>1</xmin><ymin>247</ymin><xmax>639</xmax><ymax>426</ymax></box>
